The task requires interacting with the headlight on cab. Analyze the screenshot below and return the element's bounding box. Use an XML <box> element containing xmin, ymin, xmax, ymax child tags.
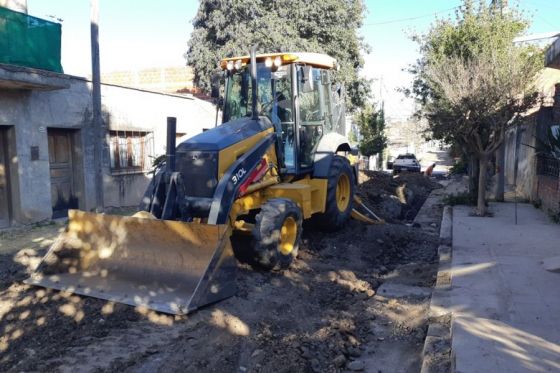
<box><xmin>264</xmin><ymin>57</ymin><xmax>273</xmax><ymax>68</ymax></box>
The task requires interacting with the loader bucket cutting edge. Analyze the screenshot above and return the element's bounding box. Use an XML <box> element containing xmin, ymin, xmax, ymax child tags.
<box><xmin>25</xmin><ymin>210</ymin><xmax>237</xmax><ymax>315</ymax></box>
<box><xmin>351</xmin><ymin>195</ymin><xmax>385</xmax><ymax>224</ymax></box>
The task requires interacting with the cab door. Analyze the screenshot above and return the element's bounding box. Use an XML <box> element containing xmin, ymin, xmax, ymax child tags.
<box><xmin>296</xmin><ymin>66</ymin><xmax>328</xmax><ymax>172</ymax></box>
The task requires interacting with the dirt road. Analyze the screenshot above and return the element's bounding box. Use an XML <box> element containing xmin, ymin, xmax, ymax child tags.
<box><xmin>0</xmin><ymin>173</ymin><xmax>443</xmax><ymax>373</ymax></box>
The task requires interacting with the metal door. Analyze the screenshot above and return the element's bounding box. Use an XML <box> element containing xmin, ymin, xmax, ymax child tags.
<box><xmin>0</xmin><ymin>128</ymin><xmax>10</xmax><ymax>228</ymax></box>
<box><xmin>48</xmin><ymin>129</ymin><xmax>78</xmax><ymax>218</ymax></box>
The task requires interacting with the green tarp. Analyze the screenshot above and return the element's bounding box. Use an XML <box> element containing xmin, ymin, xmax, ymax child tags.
<box><xmin>0</xmin><ymin>6</ymin><xmax>63</xmax><ymax>73</ymax></box>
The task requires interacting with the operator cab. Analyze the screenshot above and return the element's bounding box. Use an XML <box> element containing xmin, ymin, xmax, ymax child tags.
<box><xmin>216</xmin><ymin>52</ymin><xmax>346</xmax><ymax>176</ymax></box>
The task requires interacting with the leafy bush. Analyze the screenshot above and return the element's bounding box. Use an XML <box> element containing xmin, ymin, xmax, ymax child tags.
<box><xmin>443</xmin><ymin>192</ymin><xmax>476</xmax><ymax>206</ymax></box>
<box><xmin>449</xmin><ymin>159</ymin><xmax>467</xmax><ymax>175</ymax></box>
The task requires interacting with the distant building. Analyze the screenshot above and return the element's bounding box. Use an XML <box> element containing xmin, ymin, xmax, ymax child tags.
<box><xmin>384</xmin><ymin>118</ymin><xmax>426</xmax><ymax>158</ymax></box>
<box><xmin>0</xmin><ymin>5</ymin><xmax>215</xmax><ymax>228</ymax></box>
<box><xmin>101</xmin><ymin>66</ymin><xmax>197</xmax><ymax>95</ymax></box>
<box><xmin>0</xmin><ymin>0</ymin><xmax>26</xmax><ymax>14</ymax></box>
<box><xmin>546</xmin><ymin>35</ymin><xmax>560</xmax><ymax>70</ymax></box>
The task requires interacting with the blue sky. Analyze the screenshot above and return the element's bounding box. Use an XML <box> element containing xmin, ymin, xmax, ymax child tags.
<box><xmin>27</xmin><ymin>0</ymin><xmax>559</xmax><ymax>119</ymax></box>
<box><xmin>360</xmin><ymin>0</ymin><xmax>558</xmax><ymax>118</ymax></box>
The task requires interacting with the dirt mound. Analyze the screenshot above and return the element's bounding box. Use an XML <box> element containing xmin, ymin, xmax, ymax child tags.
<box><xmin>0</xmin><ymin>218</ymin><xmax>441</xmax><ymax>373</ymax></box>
<box><xmin>357</xmin><ymin>171</ymin><xmax>441</xmax><ymax>222</ymax></box>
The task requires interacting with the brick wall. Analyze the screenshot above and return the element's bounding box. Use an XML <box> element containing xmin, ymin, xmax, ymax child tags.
<box><xmin>537</xmin><ymin>175</ymin><xmax>560</xmax><ymax>214</ymax></box>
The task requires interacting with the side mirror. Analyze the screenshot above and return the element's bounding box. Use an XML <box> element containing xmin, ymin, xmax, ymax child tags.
<box><xmin>335</xmin><ymin>84</ymin><xmax>343</xmax><ymax>97</ymax></box>
<box><xmin>301</xmin><ymin>66</ymin><xmax>314</xmax><ymax>93</ymax></box>
<box><xmin>210</xmin><ymin>72</ymin><xmax>222</xmax><ymax>98</ymax></box>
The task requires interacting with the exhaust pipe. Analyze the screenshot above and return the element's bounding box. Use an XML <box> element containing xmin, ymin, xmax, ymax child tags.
<box><xmin>166</xmin><ymin>116</ymin><xmax>177</xmax><ymax>173</ymax></box>
<box><xmin>250</xmin><ymin>45</ymin><xmax>258</xmax><ymax>120</ymax></box>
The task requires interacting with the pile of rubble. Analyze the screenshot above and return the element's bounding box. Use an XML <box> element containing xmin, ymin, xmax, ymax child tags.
<box><xmin>357</xmin><ymin>171</ymin><xmax>441</xmax><ymax>222</ymax></box>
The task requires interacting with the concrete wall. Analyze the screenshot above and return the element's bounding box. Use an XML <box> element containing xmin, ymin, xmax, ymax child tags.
<box><xmin>546</xmin><ymin>36</ymin><xmax>560</xmax><ymax>70</ymax></box>
<box><xmin>504</xmin><ymin>116</ymin><xmax>538</xmax><ymax>200</ymax></box>
<box><xmin>504</xmin><ymin>105</ymin><xmax>560</xmax><ymax>215</ymax></box>
<box><xmin>504</xmin><ymin>70</ymin><xmax>560</xmax><ymax>205</ymax></box>
<box><xmin>101</xmin><ymin>67</ymin><xmax>195</xmax><ymax>93</ymax></box>
<box><xmin>0</xmin><ymin>75</ymin><xmax>215</xmax><ymax>225</ymax></box>
<box><xmin>100</xmin><ymin>83</ymin><xmax>215</xmax><ymax>207</ymax></box>
<box><xmin>0</xmin><ymin>85</ymin><xmax>90</xmax><ymax>223</ymax></box>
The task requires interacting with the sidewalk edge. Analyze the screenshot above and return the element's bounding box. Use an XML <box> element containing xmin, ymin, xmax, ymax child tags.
<box><xmin>421</xmin><ymin>205</ymin><xmax>453</xmax><ymax>373</ymax></box>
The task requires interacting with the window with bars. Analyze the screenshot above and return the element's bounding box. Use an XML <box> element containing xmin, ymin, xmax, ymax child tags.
<box><xmin>109</xmin><ymin>131</ymin><xmax>153</xmax><ymax>172</ymax></box>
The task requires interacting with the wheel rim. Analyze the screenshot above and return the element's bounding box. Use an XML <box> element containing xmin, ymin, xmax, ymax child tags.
<box><xmin>279</xmin><ymin>216</ymin><xmax>297</xmax><ymax>255</ymax></box>
<box><xmin>336</xmin><ymin>173</ymin><xmax>351</xmax><ymax>212</ymax></box>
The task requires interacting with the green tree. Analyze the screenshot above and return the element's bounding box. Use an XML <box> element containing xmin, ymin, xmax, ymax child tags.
<box><xmin>186</xmin><ymin>0</ymin><xmax>370</xmax><ymax>111</ymax></box>
<box><xmin>408</xmin><ymin>0</ymin><xmax>543</xmax><ymax>215</ymax></box>
<box><xmin>348</xmin><ymin>127</ymin><xmax>358</xmax><ymax>144</ymax></box>
<box><xmin>355</xmin><ymin>104</ymin><xmax>387</xmax><ymax>157</ymax></box>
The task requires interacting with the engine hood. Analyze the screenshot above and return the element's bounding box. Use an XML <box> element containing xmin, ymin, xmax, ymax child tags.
<box><xmin>177</xmin><ymin>116</ymin><xmax>273</xmax><ymax>152</ymax></box>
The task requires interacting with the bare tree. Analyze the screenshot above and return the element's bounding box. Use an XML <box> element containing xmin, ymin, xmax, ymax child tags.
<box><xmin>425</xmin><ymin>48</ymin><xmax>540</xmax><ymax>215</ymax></box>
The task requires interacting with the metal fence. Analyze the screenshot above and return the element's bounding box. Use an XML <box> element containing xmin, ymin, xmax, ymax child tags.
<box><xmin>536</xmin><ymin>155</ymin><xmax>560</xmax><ymax>178</ymax></box>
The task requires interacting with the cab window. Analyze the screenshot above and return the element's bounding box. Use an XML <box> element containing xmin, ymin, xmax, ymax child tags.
<box><xmin>297</xmin><ymin>66</ymin><xmax>326</xmax><ymax>169</ymax></box>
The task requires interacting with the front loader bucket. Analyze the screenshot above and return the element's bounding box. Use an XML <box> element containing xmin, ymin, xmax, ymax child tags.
<box><xmin>25</xmin><ymin>210</ymin><xmax>236</xmax><ymax>315</ymax></box>
<box><xmin>351</xmin><ymin>195</ymin><xmax>385</xmax><ymax>224</ymax></box>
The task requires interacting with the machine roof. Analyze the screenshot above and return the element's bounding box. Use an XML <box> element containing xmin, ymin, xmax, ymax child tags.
<box><xmin>220</xmin><ymin>52</ymin><xmax>337</xmax><ymax>70</ymax></box>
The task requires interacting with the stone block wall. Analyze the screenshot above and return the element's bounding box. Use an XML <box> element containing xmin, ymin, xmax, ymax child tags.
<box><xmin>101</xmin><ymin>67</ymin><xmax>195</xmax><ymax>93</ymax></box>
<box><xmin>537</xmin><ymin>175</ymin><xmax>560</xmax><ymax>214</ymax></box>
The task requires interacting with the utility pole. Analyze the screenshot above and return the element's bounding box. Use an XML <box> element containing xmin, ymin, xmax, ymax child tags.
<box><xmin>90</xmin><ymin>0</ymin><xmax>104</xmax><ymax>212</ymax></box>
<box><xmin>490</xmin><ymin>0</ymin><xmax>507</xmax><ymax>14</ymax></box>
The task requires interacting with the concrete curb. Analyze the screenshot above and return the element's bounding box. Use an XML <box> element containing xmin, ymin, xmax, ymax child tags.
<box><xmin>420</xmin><ymin>206</ymin><xmax>453</xmax><ymax>373</ymax></box>
<box><xmin>439</xmin><ymin>205</ymin><xmax>453</xmax><ymax>246</ymax></box>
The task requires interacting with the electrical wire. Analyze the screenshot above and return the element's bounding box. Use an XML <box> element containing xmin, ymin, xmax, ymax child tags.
<box><xmin>363</xmin><ymin>6</ymin><xmax>461</xmax><ymax>27</ymax></box>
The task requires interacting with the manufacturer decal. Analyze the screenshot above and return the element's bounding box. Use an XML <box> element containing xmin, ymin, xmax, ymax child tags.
<box><xmin>231</xmin><ymin>168</ymin><xmax>247</xmax><ymax>185</ymax></box>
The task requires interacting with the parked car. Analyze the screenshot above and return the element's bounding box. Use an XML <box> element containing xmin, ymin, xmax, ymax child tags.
<box><xmin>393</xmin><ymin>153</ymin><xmax>421</xmax><ymax>174</ymax></box>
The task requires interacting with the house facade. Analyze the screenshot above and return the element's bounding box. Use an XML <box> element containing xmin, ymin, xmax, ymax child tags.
<box><xmin>0</xmin><ymin>4</ymin><xmax>215</xmax><ymax>228</ymax></box>
<box><xmin>503</xmin><ymin>39</ymin><xmax>560</xmax><ymax>216</ymax></box>
<box><xmin>538</xmin><ymin>38</ymin><xmax>560</xmax><ymax>215</ymax></box>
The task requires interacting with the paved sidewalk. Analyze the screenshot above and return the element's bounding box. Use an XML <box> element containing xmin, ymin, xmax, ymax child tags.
<box><xmin>451</xmin><ymin>203</ymin><xmax>560</xmax><ymax>373</ymax></box>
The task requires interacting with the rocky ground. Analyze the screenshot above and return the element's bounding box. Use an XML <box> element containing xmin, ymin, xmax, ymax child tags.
<box><xmin>0</xmin><ymin>171</ymin><xmax>444</xmax><ymax>373</ymax></box>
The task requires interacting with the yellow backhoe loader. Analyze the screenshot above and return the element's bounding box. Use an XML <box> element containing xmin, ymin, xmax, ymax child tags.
<box><xmin>26</xmin><ymin>48</ymin><xmax>383</xmax><ymax>315</ymax></box>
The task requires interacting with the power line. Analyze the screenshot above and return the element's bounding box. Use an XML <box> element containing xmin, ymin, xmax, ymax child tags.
<box><xmin>525</xmin><ymin>0</ymin><xmax>560</xmax><ymax>13</ymax></box>
<box><xmin>535</xmin><ymin>15</ymin><xmax>558</xmax><ymax>30</ymax></box>
<box><xmin>363</xmin><ymin>6</ymin><xmax>460</xmax><ymax>27</ymax></box>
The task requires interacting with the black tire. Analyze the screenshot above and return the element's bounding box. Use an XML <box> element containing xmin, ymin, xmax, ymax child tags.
<box><xmin>250</xmin><ymin>198</ymin><xmax>303</xmax><ymax>270</ymax></box>
<box><xmin>313</xmin><ymin>155</ymin><xmax>355</xmax><ymax>231</ymax></box>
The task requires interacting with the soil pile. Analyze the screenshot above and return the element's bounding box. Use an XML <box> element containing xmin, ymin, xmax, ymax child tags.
<box><xmin>357</xmin><ymin>171</ymin><xmax>441</xmax><ymax>222</ymax></box>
